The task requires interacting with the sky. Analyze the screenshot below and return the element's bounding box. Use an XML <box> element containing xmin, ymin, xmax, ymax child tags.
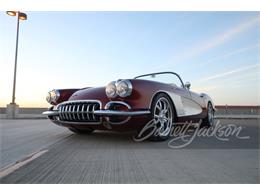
<box><xmin>0</xmin><ymin>12</ymin><xmax>259</xmax><ymax>107</ymax></box>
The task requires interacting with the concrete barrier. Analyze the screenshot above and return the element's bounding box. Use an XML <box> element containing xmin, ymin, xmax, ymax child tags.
<box><xmin>0</xmin><ymin>107</ymin><xmax>48</xmax><ymax>119</ymax></box>
<box><xmin>0</xmin><ymin>107</ymin><xmax>47</xmax><ymax>115</ymax></box>
<box><xmin>215</xmin><ymin>105</ymin><xmax>260</xmax><ymax>115</ymax></box>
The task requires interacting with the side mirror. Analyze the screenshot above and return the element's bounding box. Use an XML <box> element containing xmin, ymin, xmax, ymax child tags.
<box><xmin>185</xmin><ymin>82</ymin><xmax>191</xmax><ymax>90</ymax></box>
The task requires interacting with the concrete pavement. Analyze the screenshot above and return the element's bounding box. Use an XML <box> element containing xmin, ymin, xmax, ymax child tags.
<box><xmin>0</xmin><ymin>119</ymin><xmax>71</xmax><ymax>169</ymax></box>
<box><xmin>0</xmin><ymin>119</ymin><xmax>259</xmax><ymax>183</ymax></box>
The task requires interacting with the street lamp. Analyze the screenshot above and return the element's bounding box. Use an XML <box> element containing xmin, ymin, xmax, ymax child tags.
<box><xmin>6</xmin><ymin>11</ymin><xmax>27</xmax><ymax>118</ymax></box>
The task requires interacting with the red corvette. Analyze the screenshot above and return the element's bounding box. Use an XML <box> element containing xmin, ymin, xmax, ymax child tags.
<box><xmin>43</xmin><ymin>72</ymin><xmax>215</xmax><ymax>141</ymax></box>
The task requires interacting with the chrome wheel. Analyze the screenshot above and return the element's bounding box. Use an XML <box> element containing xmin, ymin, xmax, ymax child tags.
<box><xmin>153</xmin><ymin>97</ymin><xmax>173</xmax><ymax>137</ymax></box>
<box><xmin>207</xmin><ymin>103</ymin><xmax>214</xmax><ymax>126</ymax></box>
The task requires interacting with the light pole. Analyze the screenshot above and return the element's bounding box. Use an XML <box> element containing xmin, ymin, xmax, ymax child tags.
<box><xmin>6</xmin><ymin>11</ymin><xmax>27</xmax><ymax>118</ymax></box>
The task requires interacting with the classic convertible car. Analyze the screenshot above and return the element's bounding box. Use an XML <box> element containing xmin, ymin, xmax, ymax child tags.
<box><xmin>43</xmin><ymin>72</ymin><xmax>215</xmax><ymax>141</ymax></box>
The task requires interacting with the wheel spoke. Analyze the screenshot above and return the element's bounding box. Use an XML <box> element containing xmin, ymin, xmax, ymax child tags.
<box><xmin>154</xmin><ymin>114</ymin><xmax>160</xmax><ymax>118</ymax></box>
<box><xmin>161</xmin><ymin>101</ymin><xmax>164</xmax><ymax>110</ymax></box>
<box><xmin>162</xmin><ymin>107</ymin><xmax>168</xmax><ymax>114</ymax></box>
<box><xmin>156</xmin><ymin>104</ymin><xmax>161</xmax><ymax>111</ymax></box>
<box><xmin>158</xmin><ymin>101</ymin><xmax>162</xmax><ymax>109</ymax></box>
<box><xmin>158</xmin><ymin>121</ymin><xmax>165</xmax><ymax>132</ymax></box>
<box><xmin>207</xmin><ymin>104</ymin><xmax>214</xmax><ymax>125</ymax></box>
<box><xmin>153</xmin><ymin>97</ymin><xmax>174</xmax><ymax>137</ymax></box>
<box><xmin>162</xmin><ymin>117</ymin><xmax>168</xmax><ymax>122</ymax></box>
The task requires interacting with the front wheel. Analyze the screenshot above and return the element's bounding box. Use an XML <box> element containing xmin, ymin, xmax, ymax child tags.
<box><xmin>149</xmin><ymin>94</ymin><xmax>175</xmax><ymax>141</ymax></box>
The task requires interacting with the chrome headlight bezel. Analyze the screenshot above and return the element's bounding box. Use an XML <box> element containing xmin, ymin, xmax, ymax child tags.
<box><xmin>46</xmin><ymin>89</ymin><xmax>60</xmax><ymax>104</ymax></box>
<box><xmin>105</xmin><ymin>81</ymin><xmax>117</xmax><ymax>98</ymax></box>
<box><xmin>116</xmin><ymin>80</ymin><xmax>132</xmax><ymax>98</ymax></box>
<box><xmin>46</xmin><ymin>92</ymin><xmax>51</xmax><ymax>103</ymax></box>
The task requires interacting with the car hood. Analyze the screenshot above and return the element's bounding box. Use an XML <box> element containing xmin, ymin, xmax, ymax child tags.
<box><xmin>69</xmin><ymin>87</ymin><xmax>109</xmax><ymax>102</ymax></box>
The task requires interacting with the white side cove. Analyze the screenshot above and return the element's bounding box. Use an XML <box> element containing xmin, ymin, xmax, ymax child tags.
<box><xmin>167</xmin><ymin>92</ymin><xmax>185</xmax><ymax>116</ymax></box>
<box><xmin>167</xmin><ymin>92</ymin><xmax>202</xmax><ymax>117</ymax></box>
<box><xmin>181</xmin><ymin>97</ymin><xmax>203</xmax><ymax>116</ymax></box>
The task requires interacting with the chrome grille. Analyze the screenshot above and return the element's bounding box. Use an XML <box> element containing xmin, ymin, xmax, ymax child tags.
<box><xmin>57</xmin><ymin>101</ymin><xmax>101</xmax><ymax>123</ymax></box>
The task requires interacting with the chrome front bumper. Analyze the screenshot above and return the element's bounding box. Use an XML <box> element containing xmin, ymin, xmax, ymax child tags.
<box><xmin>42</xmin><ymin>109</ymin><xmax>150</xmax><ymax>116</ymax></box>
<box><xmin>42</xmin><ymin>100</ymin><xmax>151</xmax><ymax>117</ymax></box>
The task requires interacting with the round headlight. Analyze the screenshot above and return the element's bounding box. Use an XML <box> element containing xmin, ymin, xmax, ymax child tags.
<box><xmin>46</xmin><ymin>92</ymin><xmax>51</xmax><ymax>103</ymax></box>
<box><xmin>116</xmin><ymin>80</ymin><xmax>132</xmax><ymax>98</ymax></box>
<box><xmin>46</xmin><ymin>90</ymin><xmax>60</xmax><ymax>104</ymax></box>
<box><xmin>106</xmin><ymin>81</ymin><xmax>117</xmax><ymax>98</ymax></box>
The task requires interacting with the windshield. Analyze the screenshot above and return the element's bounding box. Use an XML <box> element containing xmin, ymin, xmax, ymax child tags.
<box><xmin>134</xmin><ymin>72</ymin><xmax>184</xmax><ymax>88</ymax></box>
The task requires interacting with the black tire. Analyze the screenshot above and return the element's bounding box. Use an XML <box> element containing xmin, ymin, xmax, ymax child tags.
<box><xmin>68</xmin><ymin>127</ymin><xmax>95</xmax><ymax>134</ymax></box>
<box><xmin>201</xmin><ymin>102</ymin><xmax>214</xmax><ymax>128</ymax></box>
<box><xmin>148</xmin><ymin>93</ymin><xmax>175</xmax><ymax>141</ymax></box>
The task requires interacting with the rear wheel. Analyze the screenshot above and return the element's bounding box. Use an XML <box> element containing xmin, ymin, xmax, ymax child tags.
<box><xmin>68</xmin><ymin>127</ymin><xmax>94</xmax><ymax>134</ymax></box>
<box><xmin>201</xmin><ymin>102</ymin><xmax>214</xmax><ymax>127</ymax></box>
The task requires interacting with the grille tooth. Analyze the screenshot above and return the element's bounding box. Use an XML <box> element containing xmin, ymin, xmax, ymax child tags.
<box><xmin>59</xmin><ymin>105</ymin><xmax>63</xmax><ymax>120</ymax></box>
<box><xmin>67</xmin><ymin>105</ymin><xmax>71</xmax><ymax>120</ymax></box>
<box><xmin>66</xmin><ymin>105</ymin><xmax>69</xmax><ymax>120</ymax></box>
<box><xmin>68</xmin><ymin>105</ymin><xmax>72</xmax><ymax>120</ymax></box>
<box><xmin>81</xmin><ymin>104</ymin><xmax>85</xmax><ymax>120</ymax></box>
<box><xmin>86</xmin><ymin>104</ymin><xmax>90</xmax><ymax>120</ymax></box>
<box><xmin>76</xmin><ymin>104</ymin><xmax>80</xmax><ymax>120</ymax></box>
<box><xmin>67</xmin><ymin>105</ymin><xmax>70</xmax><ymax>120</ymax></box>
<box><xmin>61</xmin><ymin>106</ymin><xmax>63</xmax><ymax>120</ymax></box>
<box><xmin>65</xmin><ymin>105</ymin><xmax>69</xmax><ymax>120</ymax></box>
<box><xmin>62</xmin><ymin>105</ymin><xmax>66</xmax><ymax>120</ymax></box>
<box><xmin>59</xmin><ymin>105</ymin><xmax>62</xmax><ymax>120</ymax></box>
<box><xmin>58</xmin><ymin>101</ymin><xmax>100</xmax><ymax>123</ymax></box>
<box><xmin>72</xmin><ymin>104</ymin><xmax>76</xmax><ymax>120</ymax></box>
<box><xmin>70</xmin><ymin>105</ymin><xmax>73</xmax><ymax>120</ymax></box>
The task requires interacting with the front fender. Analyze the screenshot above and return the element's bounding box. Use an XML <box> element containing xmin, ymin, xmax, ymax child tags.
<box><xmin>200</xmin><ymin>93</ymin><xmax>216</xmax><ymax>111</ymax></box>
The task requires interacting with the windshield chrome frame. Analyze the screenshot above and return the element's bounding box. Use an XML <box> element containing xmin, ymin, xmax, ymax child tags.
<box><xmin>134</xmin><ymin>71</ymin><xmax>185</xmax><ymax>88</ymax></box>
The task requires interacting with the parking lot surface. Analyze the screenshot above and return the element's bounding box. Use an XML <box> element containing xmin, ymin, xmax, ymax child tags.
<box><xmin>0</xmin><ymin>119</ymin><xmax>259</xmax><ymax>183</ymax></box>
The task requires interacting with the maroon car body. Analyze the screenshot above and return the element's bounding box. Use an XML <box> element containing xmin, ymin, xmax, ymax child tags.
<box><xmin>43</xmin><ymin>72</ymin><xmax>215</xmax><ymax>140</ymax></box>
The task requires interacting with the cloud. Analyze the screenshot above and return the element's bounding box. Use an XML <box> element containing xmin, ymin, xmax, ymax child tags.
<box><xmin>199</xmin><ymin>64</ymin><xmax>260</xmax><ymax>81</ymax></box>
<box><xmin>199</xmin><ymin>43</ymin><xmax>260</xmax><ymax>67</ymax></box>
<box><xmin>192</xmin><ymin>85</ymin><xmax>219</xmax><ymax>92</ymax></box>
<box><xmin>174</xmin><ymin>15</ymin><xmax>260</xmax><ymax>62</ymax></box>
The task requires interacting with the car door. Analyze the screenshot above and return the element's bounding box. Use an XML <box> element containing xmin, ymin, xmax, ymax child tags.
<box><xmin>177</xmin><ymin>86</ymin><xmax>203</xmax><ymax>116</ymax></box>
<box><xmin>189</xmin><ymin>90</ymin><xmax>206</xmax><ymax>108</ymax></box>
<box><xmin>169</xmin><ymin>76</ymin><xmax>202</xmax><ymax>117</ymax></box>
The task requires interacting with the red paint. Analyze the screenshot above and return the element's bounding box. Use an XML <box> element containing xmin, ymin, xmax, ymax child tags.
<box><xmin>48</xmin><ymin>79</ymin><xmax>210</xmax><ymax>131</ymax></box>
